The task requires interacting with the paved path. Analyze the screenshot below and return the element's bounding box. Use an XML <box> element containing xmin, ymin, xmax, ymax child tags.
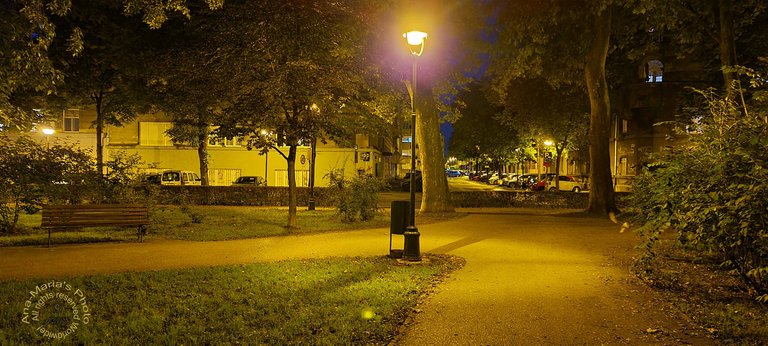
<box><xmin>0</xmin><ymin>209</ymin><xmax>711</xmax><ymax>344</ymax></box>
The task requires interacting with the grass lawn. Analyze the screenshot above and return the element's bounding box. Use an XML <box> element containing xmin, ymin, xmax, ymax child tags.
<box><xmin>0</xmin><ymin>255</ymin><xmax>463</xmax><ymax>345</ymax></box>
<box><xmin>149</xmin><ymin>206</ymin><xmax>392</xmax><ymax>241</ymax></box>
<box><xmin>2</xmin><ymin>206</ymin><xmax>466</xmax><ymax>246</ymax></box>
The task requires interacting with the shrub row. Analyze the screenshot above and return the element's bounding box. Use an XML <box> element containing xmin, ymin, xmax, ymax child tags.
<box><xmin>154</xmin><ymin>186</ymin><xmax>620</xmax><ymax>209</ymax></box>
<box><xmin>153</xmin><ymin>186</ymin><xmax>336</xmax><ymax>207</ymax></box>
<box><xmin>450</xmin><ymin>191</ymin><xmax>589</xmax><ymax>209</ymax></box>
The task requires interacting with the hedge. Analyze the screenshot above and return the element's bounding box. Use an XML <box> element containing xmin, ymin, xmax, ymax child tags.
<box><xmin>154</xmin><ymin>186</ymin><xmax>336</xmax><ymax>206</ymax></box>
<box><xmin>153</xmin><ymin>186</ymin><xmax>630</xmax><ymax>209</ymax></box>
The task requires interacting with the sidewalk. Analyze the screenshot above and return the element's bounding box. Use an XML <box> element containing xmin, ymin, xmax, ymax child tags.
<box><xmin>0</xmin><ymin>209</ymin><xmax>712</xmax><ymax>344</ymax></box>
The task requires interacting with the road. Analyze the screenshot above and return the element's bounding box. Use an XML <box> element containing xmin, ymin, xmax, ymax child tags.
<box><xmin>445</xmin><ymin>176</ymin><xmax>508</xmax><ymax>191</ymax></box>
<box><xmin>379</xmin><ymin>176</ymin><xmax>508</xmax><ymax>208</ymax></box>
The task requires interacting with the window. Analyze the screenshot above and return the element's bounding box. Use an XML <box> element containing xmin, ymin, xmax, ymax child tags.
<box><xmin>402</xmin><ymin>136</ymin><xmax>412</xmax><ymax>143</ymax></box>
<box><xmin>646</xmin><ymin>60</ymin><xmax>664</xmax><ymax>83</ymax></box>
<box><xmin>63</xmin><ymin>109</ymin><xmax>80</xmax><ymax>132</ymax></box>
<box><xmin>208</xmin><ymin>135</ymin><xmax>243</xmax><ymax>147</ymax></box>
<box><xmin>622</xmin><ymin>119</ymin><xmax>628</xmax><ymax>134</ymax></box>
<box><xmin>139</xmin><ymin>122</ymin><xmax>174</xmax><ymax>146</ymax></box>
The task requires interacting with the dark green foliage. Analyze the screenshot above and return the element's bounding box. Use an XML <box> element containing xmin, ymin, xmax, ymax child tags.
<box><xmin>450</xmin><ymin>191</ymin><xmax>590</xmax><ymax>209</ymax></box>
<box><xmin>100</xmin><ymin>151</ymin><xmax>153</xmax><ymax>204</ymax></box>
<box><xmin>328</xmin><ymin>174</ymin><xmax>385</xmax><ymax>223</ymax></box>
<box><xmin>152</xmin><ymin>186</ymin><xmax>335</xmax><ymax>207</ymax></box>
<box><xmin>0</xmin><ymin>135</ymin><xmax>99</xmax><ymax>233</ymax></box>
<box><xmin>629</xmin><ymin>81</ymin><xmax>768</xmax><ymax>302</ymax></box>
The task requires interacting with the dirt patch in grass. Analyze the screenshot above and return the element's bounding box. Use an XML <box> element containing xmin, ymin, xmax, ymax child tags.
<box><xmin>638</xmin><ymin>243</ymin><xmax>768</xmax><ymax>344</ymax></box>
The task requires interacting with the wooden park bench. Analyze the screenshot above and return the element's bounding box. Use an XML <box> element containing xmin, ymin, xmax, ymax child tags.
<box><xmin>41</xmin><ymin>204</ymin><xmax>149</xmax><ymax>247</ymax></box>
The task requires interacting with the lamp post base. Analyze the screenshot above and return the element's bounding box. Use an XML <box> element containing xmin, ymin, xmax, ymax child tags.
<box><xmin>402</xmin><ymin>226</ymin><xmax>421</xmax><ymax>261</ymax></box>
<box><xmin>308</xmin><ymin>199</ymin><xmax>316</xmax><ymax>211</ymax></box>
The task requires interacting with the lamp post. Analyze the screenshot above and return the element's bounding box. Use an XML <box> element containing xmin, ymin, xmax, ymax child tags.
<box><xmin>308</xmin><ymin>104</ymin><xmax>319</xmax><ymax>211</ymax></box>
<box><xmin>402</xmin><ymin>30</ymin><xmax>427</xmax><ymax>262</ymax></box>
<box><xmin>261</xmin><ymin>130</ymin><xmax>270</xmax><ymax>186</ymax></box>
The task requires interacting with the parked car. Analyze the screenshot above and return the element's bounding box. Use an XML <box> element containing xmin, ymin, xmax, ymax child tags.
<box><xmin>159</xmin><ymin>170</ymin><xmax>202</xmax><ymax>186</ymax></box>
<box><xmin>488</xmin><ymin>173</ymin><xmax>508</xmax><ymax>185</ymax></box>
<box><xmin>545</xmin><ymin>175</ymin><xmax>585</xmax><ymax>192</ymax></box>
<box><xmin>144</xmin><ymin>173</ymin><xmax>162</xmax><ymax>184</ymax></box>
<box><xmin>513</xmin><ymin>174</ymin><xmax>537</xmax><ymax>189</ymax></box>
<box><xmin>530</xmin><ymin>173</ymin><xmax>556</xmax><ymax>191</ymax></box>
<box><xmin>232</xmin><ymin>176</ymin><xmax>265</xmax><ymax>186</ymax></box>
<box><xmin>401</xmin><ymin>171</ymin><xmax>423</xmax><ymax>192</ymax></box>
<box><xmin>486</xmin><ymin>173</ymin><xmax>498</xmax><ymax>184</ymax></box>
<box><xmin>501</xmin><ymin>174</ymin><xmax>519</xmax><ymax>188</ymax></box>
<box><xmin>445</xmin><ymin>169</ymin><xmax>462</xmax><ymax>178</ymax></box>
<box><xmin>471</xmin><ymin>172</ymin><xmax>486</xmax><ymax>181</ymax></box>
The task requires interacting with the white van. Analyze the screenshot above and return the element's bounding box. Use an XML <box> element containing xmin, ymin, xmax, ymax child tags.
<box><xmin>160</xmin><ymin>170</ymin><xmax>202</xmax><ymax>186</ymax></box>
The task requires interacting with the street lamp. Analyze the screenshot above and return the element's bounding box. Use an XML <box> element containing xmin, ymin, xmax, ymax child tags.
<box><xmin>261</xmin><ymin>129</ymin><xmax>270</xmax><ymax>186</ymax></box>
<box><xmin>402</xmin><ymin>30</ymin><xmax>427</xmax><ymax>262</ymax></box>
<box><xmin>42</xmin><ymin>127</ymin><xmax>55</xmax><ymax>148</ymax></box>
<box><xmin>308</xmin><ymin>104</ymin><xmax>319</xmax><ymax>211</ymax></box>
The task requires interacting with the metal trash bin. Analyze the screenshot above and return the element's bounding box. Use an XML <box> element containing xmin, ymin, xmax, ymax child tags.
<box><xmin>389</xmin><ymin>201</ymin><xmax>410</xmax><ymax>258</ymax></box>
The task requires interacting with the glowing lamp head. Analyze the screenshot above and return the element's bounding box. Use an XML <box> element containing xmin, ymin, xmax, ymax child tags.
<box><xmin>544</xmin><ymin>140</ymin><xmax>553</xmax><ymax>146</ymax></box>
<box><xmin>42</xmin><ymin>128</ymin><xmax>55</xmax><ymax>135</ymax></box>
<box><xmin>403</xmin><ymin>31</ymin><xmax>428</xmax><ymax>56</ymax></box>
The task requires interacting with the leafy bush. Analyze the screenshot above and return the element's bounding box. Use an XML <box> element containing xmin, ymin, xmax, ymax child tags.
<box><xmin>0</xmin><ymin>135</ymin><xmax>99</xmax><ymax>233</ymax></box>
<box><xmin>101</xmin><ymin>151</ymin><xmax>152</xmax><ymax>204</ymax></box>
<box><xmin>629</xmin><ymin>77</ymin><xmax>768</xmax><ymax>302</ymax></box>
<box><xmin>328</xmin><ymin>173</ymin><xmax>385</xmax><ymax>222</ymax></box>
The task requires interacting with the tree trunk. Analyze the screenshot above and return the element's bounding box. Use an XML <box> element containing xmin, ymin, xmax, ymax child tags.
<box><xmin>718</xmin><ymin>0</ymin><xmax>737</xmax><ymax>100</ymax></box>
<box><xmin>417</xmin><ymin>99</ymin><xmax>453</xmax><ymax>213</ymax></box>
<box><xmin>584</xmin><ymin>8</ymin><xmax>617</xmax><ymax>215</ymax></box>
<box><xmin>95</xmin><ymin>95</ymin><xmax>104</xmax><ymax>178</ymax></box>
<box><xmin>286</xmin><ymin>144</ymin><xmax>299</xmax><ymax>228</ymax></box>
<box><xmin>555</xmin><ymin>146</ymin><xmax>564</xmax><ymax>190</ymax></box>
<box><xmin>197</xmin><ymin>128</ymin><xmax>210</xmax><ymax>186</ymax></box>
<box><xmin>309</xmin><ymin>135</ymin><xmax>317</xmax><ymax>194</ymax></box>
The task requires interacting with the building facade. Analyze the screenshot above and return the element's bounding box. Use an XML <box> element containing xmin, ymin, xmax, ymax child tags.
<box><xmin>29</xmin><ymin>110</ymin><xmax>402</xmax><ymax>187</ymax></box>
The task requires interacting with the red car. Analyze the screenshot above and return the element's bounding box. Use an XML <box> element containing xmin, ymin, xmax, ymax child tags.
<box><xmin>530</xmin><ymin>173</ymin><xmax>556</xmax><ymax>191</ymax></box>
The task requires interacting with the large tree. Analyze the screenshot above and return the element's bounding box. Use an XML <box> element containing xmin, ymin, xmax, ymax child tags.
<box><xmin>449</xmin><ymin>82</ymin><xmax>519</xmax><ymax>177</ymax></box>
<box><xmin>634</xmin><ymin>1</ymin><xmax>768</xmax><ymax>100</ymax></box>
<box><xmin>496</xmin><ymin>78</ymin><xmax>589</xmax><ymax>189</ymax></box>
<box><xmin>0</xmin><ymin>0</ymin><xmax>222</xmax><ymax>127</ymax></box>
<box><xmin>51</xmin><ymin>1</ymin><xmax>155</xmax><ymax>177</ymax></box>
<box><xmin>484</xmin><ymin>1</ymin><xmax>621</xmax><ymax>214</ymax></box>
<box><xmin>199</xmin><ymin>0</ymin><xmax>392</xmax><ymax>228</ymax></box>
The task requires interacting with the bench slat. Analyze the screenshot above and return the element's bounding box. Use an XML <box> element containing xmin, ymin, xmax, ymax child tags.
<box><xmin>42</xmin><ymin>212</ymin><xmax>148</xmax><ymax>217</ymax></box>
<box><xmin>43</xmin><ymin>208</ymin><xmax>147</xmax><ymax>214</ymax></box>
<box><xmin>43</xmin><ymin>204</ymin><xmax>145</xmax><ymax>209</ymax></box>
<box><xmin>41</xmin><ymin>204</ymin><xmax>149</xmax><ymax>246</ymax></box>
<box><xmin>43</xmin><ymin>220</ymin><xmax>148</xmax><ymax>227</ymax></box>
